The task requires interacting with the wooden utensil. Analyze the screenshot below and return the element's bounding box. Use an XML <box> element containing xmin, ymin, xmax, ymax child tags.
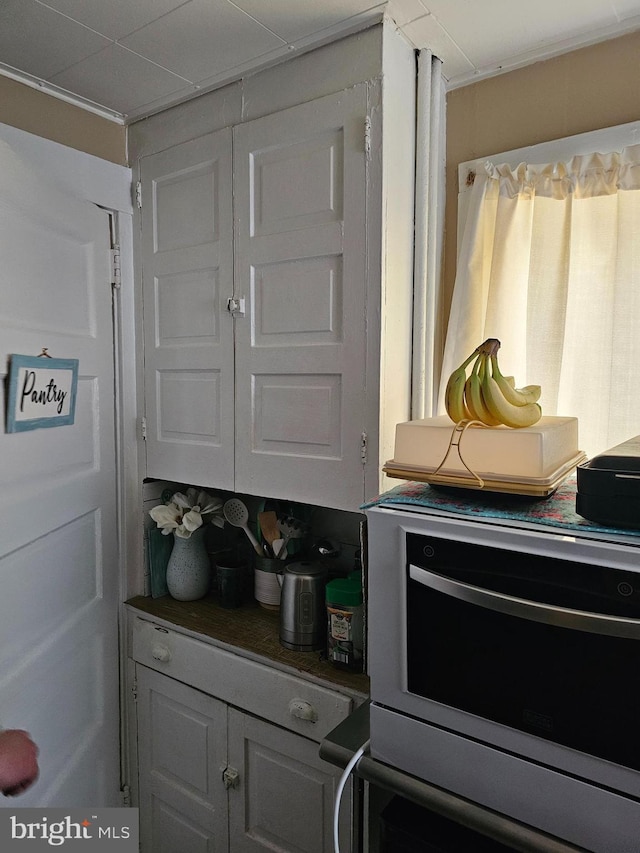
<box><xmin>258</xmin><ymin>510</ymin><xmax>280</xmax><ymax>556</ymax></box>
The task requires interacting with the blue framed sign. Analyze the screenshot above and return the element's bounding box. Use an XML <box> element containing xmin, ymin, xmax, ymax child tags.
<box><xmin>6</xmin><ymin>354</ymin><xmax>79</xmax><ymax>433</ymax></box>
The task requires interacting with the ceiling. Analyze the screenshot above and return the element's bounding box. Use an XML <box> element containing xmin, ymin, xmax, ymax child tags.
<box><xmin>2</xmin><ymin>0</ymin><xmax>640</xmax><ymax>124</ymax></box>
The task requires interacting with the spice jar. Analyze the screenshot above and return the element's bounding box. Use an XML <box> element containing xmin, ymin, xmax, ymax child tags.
<box><xmin>326</xmin><ymin>577</ymin><xmax>363</xmax><ymax>671</ymax></box>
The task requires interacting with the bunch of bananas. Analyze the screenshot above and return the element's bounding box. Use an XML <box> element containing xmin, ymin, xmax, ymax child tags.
<box><xmin>444</xmin><ymin>338</ymin><xmax>542</xmax><ymax>429</ymax></box>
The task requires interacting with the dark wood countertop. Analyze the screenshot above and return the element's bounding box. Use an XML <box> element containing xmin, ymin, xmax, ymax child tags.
<box><xmin>126</xmin><ymin>593</ymin><xmax>370</xmax><ymax>697</ymax></box>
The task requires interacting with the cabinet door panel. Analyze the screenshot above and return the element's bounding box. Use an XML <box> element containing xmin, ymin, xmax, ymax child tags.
<box><xmin>141</xmin><ymin>130</ymin><xmax>235</xmax><ymax>489</ymax></box>
<box><xmin>233</xmin><ymin>86</ymin><xmax>368</xmax><ymax>511</ymax></box>
<box><xmin>136</xmin><ymin>665</ymin><xmax>229</xmax><ymax>853</ymax></box>
<box><xmin>250</xmin><ymin>130</ymin><xmax>343</xmax><ymax>236</ymax></box>
<box><xmin>228</xmin><ymin>709</ymin><xmax>351</xmax><ymax>853</ymax></box>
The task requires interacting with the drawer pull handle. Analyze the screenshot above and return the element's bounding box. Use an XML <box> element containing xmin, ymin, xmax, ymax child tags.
<box><xmin>289</xmin><ymin>698</ymin><xmax>317</xmax><ymax>722</ymax></box>
<box><xmin>152</xmin><ymin>645</ymin><xmax>171</xmax><ymax>662</ymax></box>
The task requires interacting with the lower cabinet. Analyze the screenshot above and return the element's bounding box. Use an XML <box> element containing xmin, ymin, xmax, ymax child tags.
<box><xmin>130</xmin><ymin>616</ymin><xmax>356</xmax><ymax>853</ymax></box>
<box><xmin>227</xmin><ymin>708</ymin><xmax>349</xmax><ymax>853</ymax></box>
<box><xmin>136</xmin><ymin>666</ymin><xmax>228</xmax><ymax>852</ymax></box>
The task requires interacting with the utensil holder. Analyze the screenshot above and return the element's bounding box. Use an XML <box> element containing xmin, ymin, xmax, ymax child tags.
<box><xmin>254</xmin><ymin>556</ymin><xmax>286</xmax><ymax>610</ymax></box>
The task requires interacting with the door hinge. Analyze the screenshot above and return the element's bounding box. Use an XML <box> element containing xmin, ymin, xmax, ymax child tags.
<box><xmin>131</xmin><ymin>677</ymin><xmax>138</xmax><ymax>703</ymax></box>
<box><xmin>140</xmin><ymin>417</ymin><xmax>147</xmax><ymax>441</ymax></box>
<box><xmin>135</xmin><ymin>181</ymin><xmax>142</xmax><ymax>209</ymax></box>
<box><xmin>361</xmin><ymin>431</ymin><xmax>368</xmax><ymax>464</ymax></box>
<box><xmin>364</xmin><ymin>116</ymin><xmax>372</xmax><ymax>160</ymax></box>
<box><xmin>120</xmin><ymin>784</ymin><xmax>131</xmax><ymax>807</ymax></box>
<box><xmin>111</xmin><ymin>245</ymin><xmax>121</xmax><ymax>289</ymax></box>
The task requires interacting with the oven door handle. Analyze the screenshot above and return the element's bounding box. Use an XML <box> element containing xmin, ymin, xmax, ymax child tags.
<box><xmin>409</xmin><ymin>564</ymin><xmax>640</xmax><ymax>639</ymax></box>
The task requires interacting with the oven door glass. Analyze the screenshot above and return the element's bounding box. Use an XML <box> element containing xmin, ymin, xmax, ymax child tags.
<box><xmin>406</xmin><ymin>532</ymin><xmax>640</xmax><ymax>772</ymax></box>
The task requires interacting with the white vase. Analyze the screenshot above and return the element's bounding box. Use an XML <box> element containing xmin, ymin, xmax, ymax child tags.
<box><xmin>166</xmin><ymin>527</ymin><xmax>211</xmax><ymax>601</ymax></box>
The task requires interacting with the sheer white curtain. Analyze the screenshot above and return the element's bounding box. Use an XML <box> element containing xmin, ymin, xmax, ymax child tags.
<box><xmin>439</xmin><ymin>143</ymin><xmax>640</xmax><ymax>458</ymax></box>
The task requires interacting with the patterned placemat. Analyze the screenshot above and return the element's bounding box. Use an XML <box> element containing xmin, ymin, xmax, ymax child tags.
<box><xmin>362</xmin><ymin>474</ymin><xmax>640</xmax><ymax>538</ymax></box>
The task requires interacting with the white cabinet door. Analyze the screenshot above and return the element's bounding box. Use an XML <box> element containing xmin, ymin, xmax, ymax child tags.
<box><xmin>228</xmin><ymin>708</ymin><xmax>351</xmax><ymax>853</ymax></box>
<box><xmin>233</xmin><ymin>86</ymin><xmax>369</xmax><ymax>510</ymax></box>
<box><xmin>136</xmin><ymin>665</ymin><xmax>229</xmax><ymax>853</ymax></box>
<box><xmin>141</xmin><ymin>129</ymin><xmax>235</xmax><ymax>489</ymax></box>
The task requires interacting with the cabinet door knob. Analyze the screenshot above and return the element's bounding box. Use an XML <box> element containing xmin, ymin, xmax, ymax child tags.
<box><xmin>151</xmin><ymin>645</ymin><xmax>171</xmax><ymax>662</ymax></box>
<box><xmin>288</xmin><ymin>698</ymin><xmax>318</xmax><ymax>722</ymax></box>
<box><xmin>223</xmin><ymin>766</ymin><xmax>240</xmax><ymax>789</ymax></box>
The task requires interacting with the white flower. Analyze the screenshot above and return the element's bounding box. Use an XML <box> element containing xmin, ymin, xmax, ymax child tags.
<box><xmin>149</xmin><ymin>502</ymin><xmax>181</xmax><ymax>535</ymax></box>
<box><xmin>149</xmin><ymin>487</ymin><xmax>224</xmax><ymax>538</ymax></box>
<box><xmin>171</xmin><ymin>492</ymin><xmax>192</xmax><ymax>510</ymax></box>
<box><xmin>181</xmin><ymin>508</ymin><xmax>203</xmax><ymax>533</ymax></box>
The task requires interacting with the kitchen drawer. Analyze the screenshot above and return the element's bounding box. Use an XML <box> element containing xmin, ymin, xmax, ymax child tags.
<box><xmin>131</xmin><ymin>616</ymin><xmax>353</xmax><ymax>742</ymax></box>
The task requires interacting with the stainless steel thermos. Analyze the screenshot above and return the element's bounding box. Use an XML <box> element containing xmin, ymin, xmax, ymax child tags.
<box><xmin>279</xmin><ymin>561</ymin><xmax>328</xmax><ymax>651</ymax></box>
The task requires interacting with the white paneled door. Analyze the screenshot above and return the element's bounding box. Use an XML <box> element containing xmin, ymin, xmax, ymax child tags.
<box><xmin>141</xmin><ymin>129</ymin><xmax>235</xmax><ymax>490</ymax></box>
<box><xmin>228</xmin><ymin>709</ymin><xmax>350</xmax><ymax>853</ymax></box>
<box><xmin>136</xmin><ymin>666</ymin><xmax>228</xmax><ymax>853</ymax></box>
<box><xmin>0</xmin><ymin>141</ymin><xmax>120</xmax><ymax>806</ymax></box>
<box><xmin>233</xmin><ymin>87</ymin><xmax>368</xmax><ymax>508</ymax></box>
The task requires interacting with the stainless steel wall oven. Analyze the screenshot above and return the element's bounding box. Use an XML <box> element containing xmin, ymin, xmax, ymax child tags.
<box><xmin>365</xmin><ymin>503</ymin><xmax>640</xmax><ymax>853</ymax></box>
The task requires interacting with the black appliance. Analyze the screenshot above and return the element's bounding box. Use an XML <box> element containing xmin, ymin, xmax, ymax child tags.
<box><xmin>577</xmin><ymin>434</ymin><xmax>640</xmax><ymax>528</ymax></box>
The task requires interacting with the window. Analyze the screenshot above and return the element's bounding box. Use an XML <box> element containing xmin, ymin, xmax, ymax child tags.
<box><xmin>440</xmin><ymin>121</ymin><xmax>640</xmax><ymax>459</ymax></box>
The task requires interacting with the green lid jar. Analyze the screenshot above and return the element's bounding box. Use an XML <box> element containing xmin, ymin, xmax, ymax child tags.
<box><xmin>327</xmin><ymin>577</ymin><xmax>362</xmax><ymax>606</ymax></box>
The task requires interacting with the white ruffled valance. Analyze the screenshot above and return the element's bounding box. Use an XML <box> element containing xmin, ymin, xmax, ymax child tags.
<box><xmin>480</xmin><ymin>143</ymin><xmax>640</xmax><ymax>199</ymax></box>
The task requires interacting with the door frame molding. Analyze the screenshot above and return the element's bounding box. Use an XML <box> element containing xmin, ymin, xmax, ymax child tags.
<box><xmin>0</xmin><ymin>120</ymin><xmax>140</xmax><ymax>797</ymax></box>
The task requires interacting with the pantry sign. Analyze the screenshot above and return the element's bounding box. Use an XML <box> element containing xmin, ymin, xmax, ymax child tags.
<box><xmin>6</xmin><ymin>353</ymin><xmax>79</xmax><ymax>433</ymax></box>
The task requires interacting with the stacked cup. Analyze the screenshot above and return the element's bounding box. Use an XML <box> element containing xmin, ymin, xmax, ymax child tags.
<box><xmin>254</xmin><ymin>556</ymin><xmax>284</xmax><ymax>610</ymax></box>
